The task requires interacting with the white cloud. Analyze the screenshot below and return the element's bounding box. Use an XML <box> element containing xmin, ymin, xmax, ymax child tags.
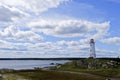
<box><xmin>0</xmin><ymin>26</ymin><xmax>17</xmax><ymax>37</ymax></box>
<box><xmin>96</xmin><ymin>49</ymin><xmax>120</xmax><ymax>57</ymax></box>
<box><xmin>0</xmin><ymin>5</ymin><xmax>26</xmax><ymax>22</ymax></box>
<box><xmin>0</xmin><ymin>26</ymin><xmax>43</xmax><ymax>42</ymax></box>
<box><xmin>0</xmin><ymin>38</ymin><xmax>119</xmax><ymax>58</ymax></box>
<box><xmin>0</xmin><ymin>0</ymin><xmax>69</xmax><ymax>25</ymax></box>
<box><xmin>0</xmin><ymin>0</ymin><xmax>69</xmax><ymax>14</ymax></box>
<box><xmin>0</xmin><ymin>0</ymin><xmax>119</xmax><ymax>58</ymax></box>
<box><xmin>15</xmin><ymin>31</ymin><xmax>43</xmax><ymax>42</ymax></box>
<box><xmin>0</xmin><ymin>40</ymin><xmax>10</xmax><ymax>48</ymax></box>
<box><xmin>101</xmin><ymin>37</ymin><xmax>120</xmax><ymax>45</ymax></box>
<box><xmin>28</xmin><ymin>19</ymin><xmax>110</xmax><ymax>38</ymax></box>
<box><xmin>0</xmin><ymin>40</ymin><xmax>88</xmax><ymax>58</ymax></box>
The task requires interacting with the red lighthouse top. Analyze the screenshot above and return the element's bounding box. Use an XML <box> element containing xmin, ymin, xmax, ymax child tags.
<box><xmin>90</xmin><ymin>39</ymin><xmax>94</xmax><ymax>43</ymax></box>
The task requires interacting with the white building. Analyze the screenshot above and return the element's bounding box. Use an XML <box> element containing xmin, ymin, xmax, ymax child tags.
<box><xmin>89</xmin><ymin>39</ymin><xmax>96</xmax><ymax>58</ymax></box>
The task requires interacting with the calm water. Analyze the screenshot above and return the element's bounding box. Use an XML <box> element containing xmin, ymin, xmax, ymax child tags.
<box><xmin>0</xmin><ymin>60</ymin><xmax>69</xmax><ymax>70</ymax></box>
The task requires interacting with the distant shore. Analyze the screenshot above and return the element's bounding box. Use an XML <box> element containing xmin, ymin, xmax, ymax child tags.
<box><xmin>0</xmin><ymin>57</ymin><xmax>119</xmax><ymax>60</ymax></box>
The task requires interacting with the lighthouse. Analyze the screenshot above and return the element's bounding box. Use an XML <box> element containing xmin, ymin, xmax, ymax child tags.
<box><xmin>89</xmin><ymin>39</ymin><xmax>96</xmax><ymax>58</ymax></box>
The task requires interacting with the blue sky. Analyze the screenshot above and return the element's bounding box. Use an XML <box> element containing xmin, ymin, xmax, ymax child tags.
<box><xmin>0</xmin><ymin>0</ymin><xmax>119</xmax><ymax>58</ymax></box>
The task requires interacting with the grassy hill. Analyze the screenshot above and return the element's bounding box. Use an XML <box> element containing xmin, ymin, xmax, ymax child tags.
<box><xmin>51</xmin><ymin>58</ymin><xmax>120</xmax><ymax>78</ymax></box>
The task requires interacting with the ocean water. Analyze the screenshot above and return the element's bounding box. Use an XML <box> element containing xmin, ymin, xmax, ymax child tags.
<box><xmin>0</xmin><ymin>60</ymin><xmax>69</xmax><ymax>70</ymax></box>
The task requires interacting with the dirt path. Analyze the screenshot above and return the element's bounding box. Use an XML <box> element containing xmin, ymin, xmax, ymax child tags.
<box><xmin>55</xmin><ymin>70</ymin><xmax>120</xmax><ymax>80</ymax></box>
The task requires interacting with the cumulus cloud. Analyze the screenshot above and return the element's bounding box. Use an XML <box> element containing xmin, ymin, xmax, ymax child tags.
<box><xmin>28</xmin><ymin>19</ymin><xmax>110</xmax><ymax>38</ymax></box>
<box><xmin>0</xmin><ymin>39</ymin><xmax>90</xmax><ymax>58</ymax></box>
<box><xmin>0</xmin><ymin>0</ymin><xmax>69</xmax><ymax>24</ymax></box>
<box><xmin>0</xmin><ymin>5</ymin><xmax>26</xmax><ymax>22</ymax></box>
<box><xmin>0</xmin><ymin>38</ymin><xmax>118</xmax><ymax>58</ymax></box>
<box><xmin>15</xmin><ymin>31</ymin><xmax>43</xmax><ymax>42</ymax></box>
<box><xmin>101</xmin><ymin>37</ymin><xmax>120</xmax><ymax>45</ymax></box>
<box><xmin>0</xmin><ymin>0</ymin><xmax>118</xmax><ymax>58</ymax></box>
<box><xmin>0</xmin><ymin>0</ymin><xmax>69</xmax><ymax>14</ymax></box>
<box><xmin>0</xmin><ymin>40</ymin><xmax>10</xmax><ymax>48</ymax></box>
<box><xmin>0</xmin><ymin>26</ymin><xmax>43</xmax><ymax>42</ymax></box>
<box><xmin>96</xmin><ymin>49</ymin><xmax>120</xmax><ymax>57</ymax></box>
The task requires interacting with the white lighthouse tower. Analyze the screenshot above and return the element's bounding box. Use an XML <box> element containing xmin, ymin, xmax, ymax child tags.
<box><xmin>89</xmin><ymin>39</ymin><xmax>96</xmax><ymax>58</ymax></box>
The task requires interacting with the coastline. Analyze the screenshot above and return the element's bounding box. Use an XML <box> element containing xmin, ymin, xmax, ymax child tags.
<box><xmin>0</xmin><ymin>58</ymin><xmax>119</xmax><ymax>80</ymax></box>
<box><xmin>0</xmin><ymin>60</ymin><xmax>69</xmax><ymax>70</ymax></box>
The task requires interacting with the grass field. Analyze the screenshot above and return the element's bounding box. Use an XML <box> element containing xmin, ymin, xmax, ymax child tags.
<box><xmin>52</xmin><ymin>59</ymin><xmax>120</xmax><ymax>78</ymax></box>
<box><xmin>4</xmin><ymin>69</ymin><xmax>104</xmax><ymax>80</ymax></box>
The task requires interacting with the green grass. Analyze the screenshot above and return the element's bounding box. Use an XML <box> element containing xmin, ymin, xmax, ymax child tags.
<box><xmin>2</xmin><ymin>73</ymin><xmax>28</xmax><ymax>80</ymax></box>
<box><xmin>9</xmin><ymin>69</ymin><xmax>105</xmax><ymax>80</ymax></box>
<box><xmin>56</xmin><ymin>66</ymin><xmax>120</xmax><ymax>78</ymax></box>
<box><xmin>85</xmin><ymin>69</ymin><xmax>120</xmax><ymax>78</ymax></box>
<box><xmin>53</xmin><ymin>59</ymin><xmax>120</xmax><ymax>78</ymax></box>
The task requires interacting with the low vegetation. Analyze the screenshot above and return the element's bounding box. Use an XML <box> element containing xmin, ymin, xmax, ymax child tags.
<box><xmin>3</xmin><ymin>69</ymin><xmax>104</xmax><ymax>80</ymax></box>
<box><xmin>52</xmin><ymin>58</ymin><xmax>120</xmax><ymax>78</ymax></box>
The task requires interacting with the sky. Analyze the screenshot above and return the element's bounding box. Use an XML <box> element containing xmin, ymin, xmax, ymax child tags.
<box><xmin>0</xmin><ymin>0</ymin><xmax>120</xmax><ymax>58</ymax></box>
